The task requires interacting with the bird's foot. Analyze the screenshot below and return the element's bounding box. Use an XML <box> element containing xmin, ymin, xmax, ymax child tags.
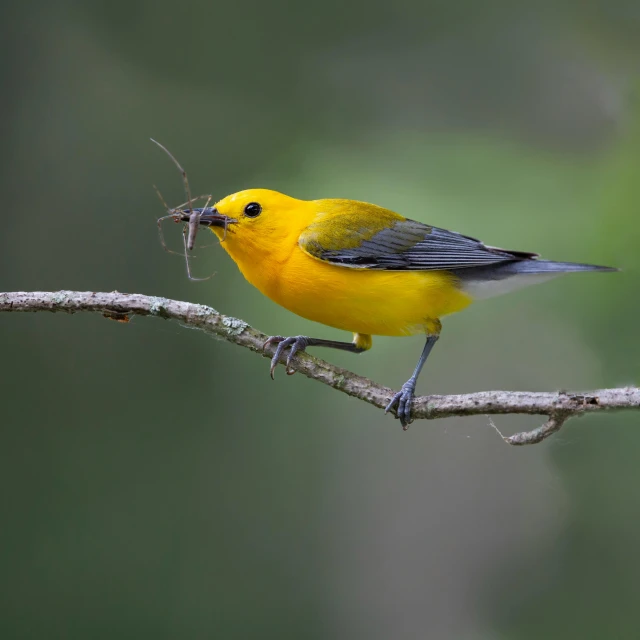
<box><xmin>263</xmin><ymin>335</ymin><xmax>310</xmax><ymax>379</ymax></box>
<box><xmin>385</xmin><ymin>381</ymin><xmax>417</xmax><ymax>430</ymax></box>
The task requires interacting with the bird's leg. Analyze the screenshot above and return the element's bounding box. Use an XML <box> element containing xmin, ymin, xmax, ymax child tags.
<box><xmin>264</xmin><ymin>333</ymin><xmax>371</xmax><ymax>379</ymax></box>
<box><xmin>385</xmin><ymin>335</ymin><xmax>439</xmax><ymax>430</ymax></box>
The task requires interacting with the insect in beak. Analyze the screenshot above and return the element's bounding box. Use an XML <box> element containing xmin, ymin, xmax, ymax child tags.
<box><xmin>151</xmin><ymin>138</ymin><xmax>234</xmax><ymax>280</ymax></box>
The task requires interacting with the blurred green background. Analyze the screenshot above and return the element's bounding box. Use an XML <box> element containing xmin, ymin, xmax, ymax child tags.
<box><xmin>1</xmin><ymin>1</ymin><xmax>639</xmax><ymax>638</ymax></box>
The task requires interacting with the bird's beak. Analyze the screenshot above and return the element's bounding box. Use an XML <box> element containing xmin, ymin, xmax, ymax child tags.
<box><xmin>178</xmin><ymin>207</ymin><xmax>236</xmax><ymax>229</ymax></box>
<box><xmin>178</xmin><ymin>207</ymin><xmax>236</xmax><ymax>250</ymax></box>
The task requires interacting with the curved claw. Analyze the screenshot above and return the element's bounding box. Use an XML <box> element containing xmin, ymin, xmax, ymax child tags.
<box><xmin>263</xmin><ymin>335</ymin><xmax>284</xmax><ymax>352</ymax></box>
<box><xmin>385</xmin><ymin>382</ymin><xmax>416</xmax><ymax>430</ymax></box>
<box><xmin>263</xmin><ymin>335</ymin><xmax>309</xmax><ymax>379</ymax></box>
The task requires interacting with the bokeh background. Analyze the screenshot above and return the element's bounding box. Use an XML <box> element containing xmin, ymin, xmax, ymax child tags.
<box><xmin>1</xmin><ymin>1</ymin><xmax>639</xmax><ymax>638</ymax></box>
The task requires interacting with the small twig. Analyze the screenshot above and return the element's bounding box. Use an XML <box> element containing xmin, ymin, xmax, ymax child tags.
<box><xmin>505</xmin><ymin>412</ymin><xmax>569</xmax><ymax>445</ymax></box>
<box><xmin>1</xmin><ymin>290</ymin><xmax>638</xmax><ymax>445</ymax></box>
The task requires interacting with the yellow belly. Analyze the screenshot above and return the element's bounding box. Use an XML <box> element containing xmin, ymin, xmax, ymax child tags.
<box><xmin>240</xmin><ymin>246</ymin><xmax>472</xmax><ymax>336</ymax></box>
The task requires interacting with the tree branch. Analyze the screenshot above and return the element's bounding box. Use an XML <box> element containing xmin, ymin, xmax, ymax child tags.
<box><xmin>1</xmin><ymin>290</ymin><xmax>637</xmax><ymax>445</ymax></box>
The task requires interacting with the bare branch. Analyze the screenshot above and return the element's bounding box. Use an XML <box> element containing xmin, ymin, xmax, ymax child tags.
<box><xmin>1</xmin><ymin>290</ymin><xmax>638</xmax><ymax>445</ymax></box>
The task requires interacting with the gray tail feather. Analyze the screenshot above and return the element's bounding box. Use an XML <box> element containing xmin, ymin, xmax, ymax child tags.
<box><xmin>457</xmin><ymin>259</ymin><xmax>618</xmax><ymax>282</ymax></box>
<box><xmin>506</xmin><ymin>259</ymin><xmax>618</xmax><ymax>274</ymax></box>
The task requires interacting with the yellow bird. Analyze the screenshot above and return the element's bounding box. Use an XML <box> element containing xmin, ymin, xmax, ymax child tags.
<box><xmin>175</xmin><ymin>189</ymin><xmax>616</xmax><ymax>429</ymax></box>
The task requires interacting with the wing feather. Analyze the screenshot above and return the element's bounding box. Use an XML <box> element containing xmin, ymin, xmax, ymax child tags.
<box><xmin>299</xmin><ymin>211</ymin><xmax>537</xmax><ymax>271</ymax></box>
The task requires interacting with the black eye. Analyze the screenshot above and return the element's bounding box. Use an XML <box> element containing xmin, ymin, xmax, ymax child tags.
<box><xmin>244</xmin><ymin>202</ymin><xmax>262</xmax><ymax>218</ymax></box>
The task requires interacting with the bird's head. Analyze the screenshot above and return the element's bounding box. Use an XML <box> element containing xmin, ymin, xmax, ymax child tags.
<box><xmin>189</xmin><ymin>188</ymin><xmax>315</xmax><ymax>262</ymax></box>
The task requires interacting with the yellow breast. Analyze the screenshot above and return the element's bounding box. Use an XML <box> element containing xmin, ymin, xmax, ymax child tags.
<box><xmin>237</xmin><ymin>244</ymin><xmax>472</xmax><ymax>336</ymax></box>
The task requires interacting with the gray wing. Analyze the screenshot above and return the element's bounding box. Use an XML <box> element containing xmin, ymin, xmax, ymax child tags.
<box><xmin>300</xmin><ymin>217</ymin><xmax>537</xmax><ymax>271</ymax></box>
